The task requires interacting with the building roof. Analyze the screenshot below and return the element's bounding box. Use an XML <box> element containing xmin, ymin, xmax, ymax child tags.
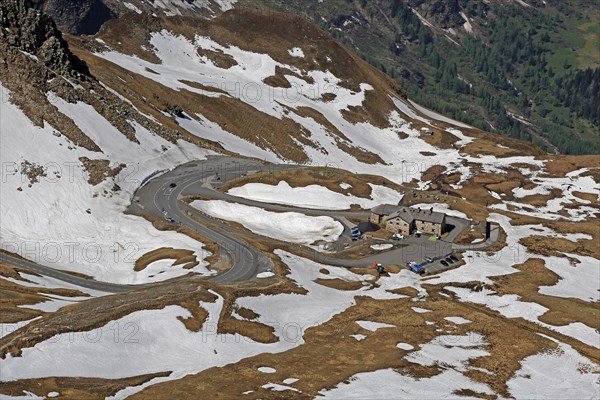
<box><xmin>372</xmin><ymin>204</ymin><xmax>446</xmax><ymax>225</ymax></box>
<box><xmin>411</xmin><ymin>207</ymin><xmax>446</xmax><ymax>224</ymax></box>
<box><xmin>371</xmin><ymin>204</ymin><xmax>402</xmax><ymax>216</ymax></box>
<box><xmin>387</xmin><ymin>209</ymin><xmax>414</xmax><ymax>224</ymax></box>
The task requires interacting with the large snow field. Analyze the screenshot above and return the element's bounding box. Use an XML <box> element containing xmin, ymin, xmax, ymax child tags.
<box><xmin>320</xmin><ymin>333</ymin><xmax>495</xmax><ymax>399</ymax></box>
<box><xmin>321</xmin><ymin>333</ymin><xmax>600</xmax><ymax>399</ymax></box>
<box><xmin>506</xmin><ymin>338</ymin><xmax>600</xmax><ymax>399</ymax></box>
<box><xmin>537</xmin><ymin>254</ymin><xmax>600</xmax><ymax>302</ymax></box>
<box><xmin>0</xmin><ymin>85</ymin><xmax>214</xmax><ymax>284</ymax></box>
<box><xmin>227</xmin><ymin>181</ymin><xmax>402</xmax><ymax>210</ymax></box>
<box><xmin>491</xmin><ymin>167</ymin><xmax>599</xmax><ymax>221</ymax></box>
<box><xmin>190</xmin><ymin>200</ymin><xmax>344</xmax><ymax>244</ymax></box>
<box><xmin>320</xmin><ymin>368</ymin><xmax>494</xmax><ymax>399</ymax></box>
<box><xmin>447</xmin><ymin>286</ymin><xmax>600</xmax><ymax>349</ymax></box>
<box><xmin>0</xmin><ymin>294</ymin><xmax>291</xmax><ymax>396</ymax></box>
<box><xmin>234</xmin><ymin>250</ymin><xmax>400</xmax><ymax>343</ymax></box>
<box><xmin>0</xmin><ymin>250</ymin><xmax>399</xmax><ymax>397</ymax></box>
<box><xmin>426</xmin><ymin>214</ymin><xmax>600</xmax><ymax>303</ymax></box>
<box><xmin>421</xmin><ymin>213</ymin><xmax>600</xmax><ymax>348</ymax></box>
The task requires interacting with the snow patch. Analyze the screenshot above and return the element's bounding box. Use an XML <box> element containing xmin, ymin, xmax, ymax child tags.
<box><xmin>444</xmin><ymin>316</ymin><xmax>472</xmax><ymax>325</ymax></box>
<box><xmin>191</xmin><ymin>200</ymin><xmax>344</xmax><ymax>244</ymax></box>
<box><xmin>396</xmin><ymin>342</ymin><xmax>414</xmax><ymax>350</ymax></box>
<box><xmin>228</xmin><ymin>181</ymin><xmax>402</xmax><ymax>210</ymax></box>
<box><xmin>355</xmin><ymin>320</ymin><xmax>395</xmax><ymax>332</ymax></box>
<box><xmin>288</xmin><ymin>47</ymin><xmax>305</xmax><ymax>58</ymax></box>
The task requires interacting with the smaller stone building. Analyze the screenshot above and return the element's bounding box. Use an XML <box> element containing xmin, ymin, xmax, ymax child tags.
<box><xmin>370</xmin><ymin>204</ymin><xmax>446</xmax><ymax>236</ymax></box>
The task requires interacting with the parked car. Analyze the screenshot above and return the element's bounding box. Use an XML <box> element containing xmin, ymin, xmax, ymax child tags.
<box><xmin>169</xmin><ymin>182</ymin><xmax>177</xmax><ymax>188</ymax></box>
<box><xmin>440</xmin><ymin>260</ymin><xmax>449</xmax><ymax>267</ymax></box>
<box><xmin>166</xmin><ymin>217</ymin><xmax>176</xmax><ymax>223</ymax></box>
<box><xmin>391</xmin><ymin>233</ymin><xmax>404</xmax><ymax>240</ymax></box>
<box><xmin>410</xmin><ymin>263</ymin><xmax>424</xmax><ymax>274</ymax></box>
<box><xmin>424</xmin><ymin>256</ymin><xmax>434</xmax><ymax>263</ymax></box>
<box><xmin>415</xmin><ymin>233</ymin><xmax>421</xmax><ymax>238</ymax></box>
<box><xmin>449</xmin><ymin>255</ymin><xmax>459</xmax><ymax>263</ymax></box>
<box><xmin>445</xmin><ymin>257</ymin><xmax>454</xmax><ymax>264</ymax></box>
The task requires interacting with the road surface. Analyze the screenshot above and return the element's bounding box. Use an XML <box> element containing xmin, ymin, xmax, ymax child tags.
<box><xmin>2</xmin><ymin>156</ymin><xmax>495</xmax><ymax>292</ymax></box>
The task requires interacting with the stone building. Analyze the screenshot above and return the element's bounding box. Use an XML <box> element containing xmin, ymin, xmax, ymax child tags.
<box><xmin>370</xmin><ymin>204</ymin><xmax>446</xmax><ymax>236</ymax></box>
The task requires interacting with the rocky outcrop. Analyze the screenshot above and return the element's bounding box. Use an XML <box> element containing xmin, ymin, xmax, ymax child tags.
<box><xmin>0</xmin><ymin>0</ymin><xmax>89</xmax><ymax>78</ymax></box>
<box><xmin>0</xmin><ymin>0</ymin><xmax>191</xmax><ymax>153</ymax></box>
<box><xmin>35</xmin><ymin>0</ymin><xmax>116</xmax><ymax>35</ymax></box>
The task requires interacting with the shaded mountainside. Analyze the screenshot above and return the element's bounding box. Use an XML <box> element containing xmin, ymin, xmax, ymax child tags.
<box><xmin>34</xmin><ymin>0</ymin><xmax>117</xmax><ymax>35</ymax></box>
<box><xmin>33</xmin><ymin>0</ymin><xmax>234</xmax><ymax>34</ymax></box>
<box><xmin>240</xmin><ymin>0</ymin><xmax>600</xmax><ymax>154</ymax></box>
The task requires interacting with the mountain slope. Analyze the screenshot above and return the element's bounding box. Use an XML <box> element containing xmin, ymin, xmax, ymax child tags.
<box><xmin>1</xmin><ymin>3</ymin><xmax>599</xmax><ymax>399</ymax></box>
<box><xmin>240</xmin><ymin>0</ymin><xmax>600</xmax><ymax>155</ymax></box>
<box><xmin>31</xmin><ymin>0</ymin><xmax>600</xmax><ymax>154</ymax></box>
<box><xmin>0</xmin><ymin>0</ymin><xmax>216</xmax><ymax>284</ymax></box>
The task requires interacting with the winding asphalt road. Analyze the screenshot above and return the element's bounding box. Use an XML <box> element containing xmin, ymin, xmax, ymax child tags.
<box><xmin>2</xmin><ymin>155</ymin><xmax>493</xmax><ymax>293</ymax></box>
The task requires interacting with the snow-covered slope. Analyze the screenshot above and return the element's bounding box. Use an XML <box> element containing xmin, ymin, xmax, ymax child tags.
<box><xmin>0</xmin><ymin>84</ymin><xmax>214</xmax><ymax>284</ymax></box>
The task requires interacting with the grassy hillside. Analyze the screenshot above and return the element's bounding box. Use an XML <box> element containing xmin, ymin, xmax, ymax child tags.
<box><xmin>241</xmin><ymin>0</ymin><xmax>600</xmax><ymax>154</ymax></box>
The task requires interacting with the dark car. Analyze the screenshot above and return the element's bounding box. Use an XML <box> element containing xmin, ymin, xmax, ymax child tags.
<box><xmin>166</xmin><ymin>217</ymin><xmax>176</xmax><ymax>223</ymax></box>
<box><xmin>449</xmin><ymin>255</ymin><xmax>459</xmax><ymax>263</ymax></box>
<box><xmin>441</xmin><ymin>260</ymin><xmax>449</xmax><ymax>267</ymax></box>
<box><xmin>445</xmin><ymin>257</ymin><xmax>454</xmax><ymax>264</ymax></box>
<box><xmin>415</xmin><ymin>233</ymin><xmax>421</xmax><ymax>238</ymax></box>
<box><xmin>169</xmin><ymin>182</ymin><xmax>177</xmax><ymax>188</ymax></box>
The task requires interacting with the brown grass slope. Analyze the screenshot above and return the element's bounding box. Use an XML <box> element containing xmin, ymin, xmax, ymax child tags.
<box><xmin>65</xmin><ymin>9</ymin><xmax>418</xmax><ymax>163</ymax></box>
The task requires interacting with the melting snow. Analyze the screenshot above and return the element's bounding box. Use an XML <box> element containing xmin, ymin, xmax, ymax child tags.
<box><xmin>191</xmin><ymin>200</ymin><xmax>344</xmax><ymax>244</ymax></box>
<box><xmin>396</xmin><ymin>342</ymin><xmax>414</xmax><ymax>350</ymax></box>
<box><xmin>355</xmin><ymin>321</ymin><xmax>395</xmax><ymax>332</ymax></box>
<box><xmin>444</xmin><ymin>316</ymin><xmax>472</xmax><ymax>325</ymax></box>
<box><xmin>288</xmin><ymin>47</ymin><xmax>305</xmax><ymax>58</ymax></box>
<box><xmin>228</xmin><ymin>181</ymin><xmax>401</xmax><ymax>210</ymax></box>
